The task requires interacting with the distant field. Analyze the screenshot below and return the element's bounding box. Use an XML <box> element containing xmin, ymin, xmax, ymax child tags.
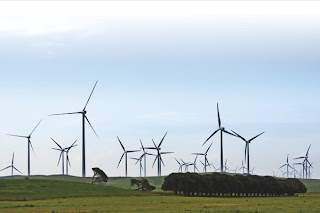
<box><xmin>1</xmin><ymin>175</ymin><xmax>320</xmax><ymax>212</ymax></box>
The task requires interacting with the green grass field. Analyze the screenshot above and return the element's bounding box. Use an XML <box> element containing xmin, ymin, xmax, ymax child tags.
<box><xmin>1</xmin><ymin>175</ymin><xmax>320</xmax><ymax>212</ymax></box>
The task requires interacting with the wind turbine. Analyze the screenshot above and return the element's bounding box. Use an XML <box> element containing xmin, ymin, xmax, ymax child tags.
<box><xmin>64</xmin><ymin>140</ymin><xmax>78</xmax><ymax>175</ymax></box>
<box><xmin>7</xmin><ymin>119</ymin><xmax>42</xmax><ymax>176</ymax></box>
<box><xmin>130</xmin><ymin>156</ymin><xmax>143</xmax><ymax>177</ymax></box>
<box><xmin>223</xmin><ymin>159</ymin><xmax>229</xmax><ymax>172</ymax></box>
<box><xmin>51</xmin><ymin>137</ymin><xmax>67</xmax><ymax>175</ymax></box>
<box><xmin>117</xmin><ymin>137</ymin><xmax>140</xmax><ymax>177</ymax></box>
<box><xmin>279</xmin><ymin>154</ymin><xmax>293</xmax><ymax>178</ymax></box>
<box><xmin>231</xmin><ymin>130</ymin><xmax>264</xmax><ymax>174</ymax></box>
<box><xmin>294</xmin><ymin>144</ymin><xmax>312</xmax><ymax>179</ymax></box>
<box><xmin>192</xmin><ymin>142</ymin><xmax>213</xmax><ymax>173</ymax></box>
<box><xmin>191</xmin><ymin>155</ymin><xmax>200</xmax><ymax>173</ymax></box>
<box><xmin>180</xmin><ymin>159</ymin><xmax>192</xmax><ymax>172</ymax></box>
<box><xmin>203</xmin><ymin>103</ymin><xmax>235</xmax><ymax>172</ymax></box>
<box><xmin>145</xmin><ymin>132</ymin><xmax>174</xmax><ymax>176</ymax></box>
<box><xmin>49</xmin><ymin>81</ymin><xmax>99</xmax><ymax>177</ymax></box>
<box><xmin>0</xmin><ymin>152</ymin><xmax>22</xmax><ymax>176</ymax></box>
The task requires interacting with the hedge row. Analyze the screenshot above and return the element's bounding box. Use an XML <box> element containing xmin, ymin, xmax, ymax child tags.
<box><xmin>161</xmin><ymin>173</ymin><xmax>307</xmax><ymax>197</ymax></box>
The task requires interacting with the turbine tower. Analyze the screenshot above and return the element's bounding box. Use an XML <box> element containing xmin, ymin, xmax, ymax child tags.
<box><xmin>7</xmin><ymin>119</ymin><xmax>42</xmax><ymax>176</ymax></box>
<box><xmin>203</xmin><ymin>103</ymin><xmax>235</xmax><ymax>172</ymax></box>
<box><xmin>145</xmin><ymin>132</ymin><xmax>173</xmax><ymax>176</ymax></box>
<box><xmin>239</xmin><ymin>160</ymin><xmax>247</xmax><ymax>174</ymax></box>
<box><xmin>139</xmin><ymin>139</ymin><xmax>153</xmax><ymax>177</ymax></box>
<box><xmin>231</xmin><ymin>130</ymin><xmax>264</xmax><ymax>174</ymax></box>
<box><xmin>130</xmin><ymin>156</ymin><xmax>143</xmax><ymax>177</ymax></box>
<box><xmin>65</xmin><ymin>140</ymin><xmax>78</xmax><ymax>175</ymax></box>
<box><xmin>49</xmin><ymin>81</ymin><xmax>99</xmax><ymax>177</ymax></box>
<box><xmin>117</xmin><ymin>137</ymin><xmax>140</xmax><ymax>177</ymax></box>
<box><xmin>0</xmin><ymin>152</ymin><xmax>22</xmax><ymax>176</ymax></box>
<box><xmin>192</xmin><ymin>142</ymin><xmax>213</xmax><ymax>173</ymax></box>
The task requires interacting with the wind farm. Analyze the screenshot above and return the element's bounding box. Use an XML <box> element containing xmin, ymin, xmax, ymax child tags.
<box><xmin>1</xmin><ymin>1</ymin><xmax>320</xmax><ymax>212</ymax></box>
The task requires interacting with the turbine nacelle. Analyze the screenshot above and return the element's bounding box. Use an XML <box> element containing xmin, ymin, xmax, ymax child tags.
<box><xmin>219</xmin><ymin>127</ymin><xmax>225</xmax><ymax>131</ymax></box>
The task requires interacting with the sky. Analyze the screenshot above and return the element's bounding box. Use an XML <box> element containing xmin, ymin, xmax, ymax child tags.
<box><xmin>0</xmin><ymin>1</ymin><xmax>320</xmax><ymax>178</ymax></box>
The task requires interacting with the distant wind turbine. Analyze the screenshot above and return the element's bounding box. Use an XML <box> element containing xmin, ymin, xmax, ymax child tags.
<box><xmin>145</xmin><ymin>132</ymin><xmax>174</xmax><ymax>176</ymax></box>
<box><xmin>192</xmin><ymin>142</ymin><xmax>213</xmax><ymax>173</ymax></box>
<box><xmin>7</xmin><ymin>119</ymin><xmax>42</xmax><ymax>176</ymax></box>
<box><xmin>231</xmin><ymin>130</ymin><xmax>264</xmax><ymax>174</ymax></box>
<box><xmin>294</xmin><ymin>144</ymin><xmax>312</xmax><ymax>179</ymax></box>
<box><xmin>279</xmin><ymin>154</ymin><xmax>293</xmax><ymax>178</ymax></box>
<box><xmin>117</xmin><ymin>137</ymin><xmax>140</xmax><ymax>177</ymax></box>
<box><xmin>203</xmin><ymin>103</ymin><xmax>235</xmax><ymax>172</ymax></box>
<box><xmin>0</xmin><ymin>152</ymin><xmax>22</xmax><ymax>176</ymax></box>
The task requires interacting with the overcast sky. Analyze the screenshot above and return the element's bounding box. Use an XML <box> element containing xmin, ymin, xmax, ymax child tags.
<box><xmin>0</xmin><ymin>1</ymin><xmax>319</xmax><ymax>178</ymax></box>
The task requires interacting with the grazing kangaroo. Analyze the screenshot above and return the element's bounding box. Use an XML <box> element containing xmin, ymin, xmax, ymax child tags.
<box><xmin>92</xmin><ymin>167</ymin><xmax>108</xmax><ymax>184</ymax></box>
<box><xmin>129</xmin><ymin>178</ymin><xmax>156</xmax><ymax>191</ymax></box>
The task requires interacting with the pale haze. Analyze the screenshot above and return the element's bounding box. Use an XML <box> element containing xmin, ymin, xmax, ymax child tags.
<box><xmin>0</xmin><ymin>1</ymin><xmax>319</xmax><ymax>178</ymax></box>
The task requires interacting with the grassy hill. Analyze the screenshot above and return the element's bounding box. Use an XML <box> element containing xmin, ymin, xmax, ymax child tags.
<box><xmin>0</xmin><ymin>178</ymin><xmax>153</xmax><ymax>201</ymax></box>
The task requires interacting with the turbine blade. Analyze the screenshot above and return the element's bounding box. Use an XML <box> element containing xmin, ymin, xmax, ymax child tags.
<box><xmin>223</xmin><ymin>129</ymin><xmax>235</xmax><ymax>136</ymax></box>
<box><xmin>6</xmin><ymin>134</ymin><xmax>28</xmax><ymax>138</ymax></box>
<box><xmin>49</xmin><ymin>112</ymin><xmax>82</xmax><ymax>116</ymax></box>
<box><xmin>13</xmin><ymin>166</ymin><xmax>22</xmax><ymax>174</ymax></box>
<box><xmin>29</xmin><ymin>141</ymin><xmax>36</xmax><ymax>156</ymax></box>
<box><xmin>67</xmin><ymin>154</ymin><xmax>71</xmax><ymax>167</ymax></box>
<box><xmin>160</xmin><ymin>152</ymin><xmax>174</xmax><ymax>155</ymax></box>
<box><xmin>205</xmin><ymin>142</ymin><xmax>213</xmax><ymax>154</ymax></box>
<box><xmin>12</xmin><ymin>152</ymin><xmax>14</xmax><ymax>165</ymax></box>
<box><xmin>158</xmin><ymin>132</ymin><xmax>168</xmax><ymax>147</ymax></box>
<box><xmin>160</xmin><ymin>156</ymin><xmax>165</xmax><ymax>167</ymax></box>
<box><xmin>279</xmin><ymin>164</ymin><xmax>286</xmax><ymax>169</ymax></box>
<box><xmin>203</xmin><ymin>129</ymin><xmax>219</xmax><ymax>146</ymax></box>
<box><xmin>144</xmin><ymin>147</ymin><xmax>157</xmax><ymax>150</ymax></box>
<box><xmin>140</xmin><ymin>139</ymin><xmax>145</xmax><ymax>152</ymax></box>
<box><xmin>117</xmin><ymin>153</ymin><xmax>125</xmax><ymax>168</ymax></box>
<box><xmin>0</xmin><ymin>166</ymin><xmax>11</xmax><ymax>172</ymax></box>
<box><xmin>175</xmin><ymin>158</ymin><xmax>181</xmax><ymax>165</ymax></box>
<box><xmin>192</xmin><ymin>153</ymin><xmax>204</xmax><ymax>155</ymax></box>
<box><xmin>57</xmin><ymin>152</ymin><xmax>63</xmax><ymax>166</ymax></box>
<box><xmin>294</xmin><ymin>156</ymin><xmax>305</xmax><ymax>159</ymax></box>
<box><xmin>85</xmin><ymin>115</ymin><xmax>99</xmax><ymax>139</ymax></box>
<box><xmin>83</xmin><ymin>80</ymin><xmax>98</xmax><ymax>111</ymax></box>
<box><xmin>50</xmin><ymin>137</ymin><xmax>62</xmax><ymax>149</ymax></box>
<box><xmin>217</xmin><ymin>103</ymin><xmax>221</xmax><ymax>128</ymax></box>
<box><xmin>306</xmin><ymin>144</ymin><xmax>311</xmax><ymax>156</ymax></box>
<box><xmin>69</xmin><ymin>139</ymin><xmax>78</xmax><ymax>148</ymax></box>
<box><xmin>29</xmin><ymin>119</ymin><xmax>42</xmax><ymax>136</ymax></box>
<box><xmin>231</xmin><ymin>130</ymin><xmax>247</xmax><ymax>142</ymax></box>
<box><xmin>117</xmin><ymin>137</ymin><xmax>125</xmax><ymax>151</ymax></box>
<box><xmin>127</xmin><ymin>150</ymin><xmax>140</xmax><ymax>153</ymax></box>
<box><xmin>152</xmin><ymin>156</ymin><xmax>158</xmax><ymax>168</ymax></box>
<box><xmin>152</xmin><ymin>139</ymin><xmax>157</xmax><ymax>148</ymax></box>
<box><xmin>248</xmin><ymin>132</ymin><xmax>265</xmax><ymax>142</ymax></box>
